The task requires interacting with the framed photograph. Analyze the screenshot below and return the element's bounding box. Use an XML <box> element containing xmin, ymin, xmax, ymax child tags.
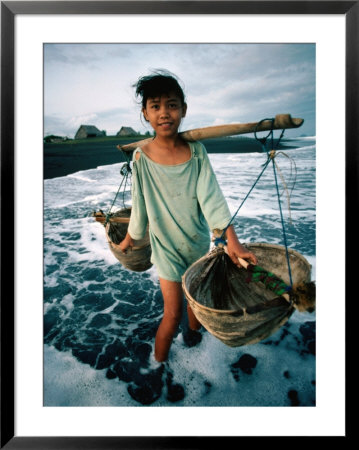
<box><xmin>2</xmin><ymin>1</ymin><xmax>354</xmax><ymax>447</ymax></box>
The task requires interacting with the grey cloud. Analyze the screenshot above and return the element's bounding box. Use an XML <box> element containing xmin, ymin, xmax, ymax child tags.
<box><xmin>44</xmin><ymin>43</ymin><xmax>315</xmax><ymax>137</ymax></box>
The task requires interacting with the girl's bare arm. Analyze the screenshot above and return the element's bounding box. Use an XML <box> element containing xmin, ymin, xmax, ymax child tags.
<box><xmin>108</xmin><ymin>231</ymin><xmax>134</xmax><ymax>254</ymax></box>
<box><xmin>225</xmin><ymin>225</ymin><xmax>258</xmax><ymax>267</ymax></box>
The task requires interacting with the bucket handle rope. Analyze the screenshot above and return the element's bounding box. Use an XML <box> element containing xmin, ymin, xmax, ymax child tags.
<box><xmin>104</xmin><ymin>150</ymin><xmax>132</xmax><ymax>226</ymax></box>
<box><xmin>214</xmin><ymin>118</ymin><xmax>295</xmax><ymax>287</ymax></box>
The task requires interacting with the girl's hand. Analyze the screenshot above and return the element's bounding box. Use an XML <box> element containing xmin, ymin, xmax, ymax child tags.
<box><xmin>225</xmin><ymin>225</ymin><xmax>258</xmax><ymax>267</ymax></box>
<box><xmin>226</xmin><ymin>241</ymin><xmax>258</xmax><ymax>268</ymax></box>
<box><xmin>119</xmin><ymin>232</ymin><xmax>134</xmax><ymax>253</ymax></box>
<box><xmin>108</xmin><ymin>231</ymin><xmax>134</xmax><ymax>254</ymax></box>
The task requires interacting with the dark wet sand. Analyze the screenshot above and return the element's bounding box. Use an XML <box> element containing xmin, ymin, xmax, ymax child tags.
<box><xmin>44</xmin><ymin>137</ymin><xmax>295</xmax><ymax>179</ymax></box>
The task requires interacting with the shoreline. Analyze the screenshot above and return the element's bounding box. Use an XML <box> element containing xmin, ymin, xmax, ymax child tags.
<box><xmin>44</xmin><ymin>137</ymin><xmax>297</xmax><ymax>180</ymax></box>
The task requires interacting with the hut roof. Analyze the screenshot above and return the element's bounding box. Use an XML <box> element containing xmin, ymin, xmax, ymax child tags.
<box><xmin>117</xmin><ymin>126</ymin><xmax>137</xmax><ymax>136</ymax></box>
<box><xmin>77</xmin><ymin>125</ymin><xmax>102</xmax><ymax>134</ymax></box>
<box><xmin>74</xmin><ymin>124</ymin><xmax>106</xmax><ymax>139</ymax></box>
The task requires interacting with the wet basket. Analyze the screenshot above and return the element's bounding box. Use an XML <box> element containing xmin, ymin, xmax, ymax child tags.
<box><xmin>93</xmin><ymin>207</ymin><xmax>152</xmax><ymax>272</ymax></box>
<box><xmin>182</xmin><ymin>243</ymin><xmax>312</xmax><ymax>347</ymax></box>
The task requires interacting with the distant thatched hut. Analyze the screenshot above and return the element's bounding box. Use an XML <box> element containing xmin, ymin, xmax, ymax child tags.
<box><xmin>75</xmin><ymin>125</ymin><xmax>105</xmax><ymax>139</ymax></box>
<box><xmin>117</xmin><ymin>126</ymin><xmax>137</xmax><ymax>137</ymax></box>
<box><xmin>44</xmin><ymin>135</ymin><xmax>68</xmax><ymax>143</ymax></box>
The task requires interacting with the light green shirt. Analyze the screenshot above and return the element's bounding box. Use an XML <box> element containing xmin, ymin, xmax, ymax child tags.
<box><xmin>128</xmin><ymin>141</ymin><xmax>232</xmax><ymax>282</ymax></box>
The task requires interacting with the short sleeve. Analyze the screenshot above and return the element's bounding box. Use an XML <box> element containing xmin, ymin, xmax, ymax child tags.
<box><xmin>195</xmin><ymin>143</ymin><xmax>232</xmax><ymax>230</ymax></box>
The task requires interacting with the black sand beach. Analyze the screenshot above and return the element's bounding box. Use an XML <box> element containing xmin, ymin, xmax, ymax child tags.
<box><xmin>44</xmin><ymin>136</ymin><xmax>295</xmax><ymax>179</ymax></box>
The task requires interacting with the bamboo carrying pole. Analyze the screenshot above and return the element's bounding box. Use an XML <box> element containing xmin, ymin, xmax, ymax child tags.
<box><xmin>117</xmin><ymin>114</ymin><xmax>304</xmax><ymax>152</ymax></box>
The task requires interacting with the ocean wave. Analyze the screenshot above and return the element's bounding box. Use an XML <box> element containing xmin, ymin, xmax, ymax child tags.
<box><xmin>43</xmin><ymin>145</ymin><xmax>316</xmax><ymax>407</ymax></box>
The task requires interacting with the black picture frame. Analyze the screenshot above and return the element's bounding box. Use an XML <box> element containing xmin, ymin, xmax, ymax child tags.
<box><xmin>1</xmin><ymin>1</ymin><xmax>354</xmax><ymax>448</ymax></box>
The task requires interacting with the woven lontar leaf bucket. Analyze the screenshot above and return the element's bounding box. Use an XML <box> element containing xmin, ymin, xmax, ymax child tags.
<box><xmin>94</xmin><ymin>207</ymin><xmax>152</xmax><ymax>272</ymax></box>
<box><xmin>182</xmin><ymin>243</ymin><xmax>312</xmax><ymax>347</ymax></box>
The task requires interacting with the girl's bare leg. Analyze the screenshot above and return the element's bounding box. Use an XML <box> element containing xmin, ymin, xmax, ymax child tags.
<box><xmin>155</xmin><ymin>279</ymin><xmax>184</xmax><ymax>362</ymax></box>
<box><xmin>186</xmin><ymin>303</ymin><xmax>201</xmax><ymax>331</ymax></box>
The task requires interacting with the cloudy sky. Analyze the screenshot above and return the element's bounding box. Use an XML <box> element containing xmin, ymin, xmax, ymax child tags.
<box><xmin>44</xmin><ymin>43</ymin><xmax>315</xmax><ymax>138</ymax></box>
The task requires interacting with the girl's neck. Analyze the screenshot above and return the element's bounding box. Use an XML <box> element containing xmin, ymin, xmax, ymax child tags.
<box><xmin>143</xmin><ymin>134</ymin><xmax>191</xmax><ymax>165</ymax></box>
<box><xmin>152</xmin><ymin>133</ymin><xmax>181</xmax><ymax>151</ymax></box>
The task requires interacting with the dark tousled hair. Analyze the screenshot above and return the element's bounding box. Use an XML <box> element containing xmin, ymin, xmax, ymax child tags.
<box><xmin>133</xmin><ymin>70</ymin><xmax>186</xmax><ymax>108</ymax></box>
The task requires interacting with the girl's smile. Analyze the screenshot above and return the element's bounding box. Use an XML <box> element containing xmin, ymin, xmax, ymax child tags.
<box><xmin>143</xmin><ymin>93</ymin><xmax>187</xmax><ymax>138</ymax></box>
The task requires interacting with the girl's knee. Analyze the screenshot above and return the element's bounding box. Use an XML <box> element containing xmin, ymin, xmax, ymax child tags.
<box><xmin>163</xmin><ymin>309</ymin><xmax>182</xmax><ymax>329</ymax></box>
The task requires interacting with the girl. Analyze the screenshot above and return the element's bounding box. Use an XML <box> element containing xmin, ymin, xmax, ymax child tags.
<box><xmin>113</xmin><ymin>70</ymin><xmax>257</xmax><ymax>363</ymax></box>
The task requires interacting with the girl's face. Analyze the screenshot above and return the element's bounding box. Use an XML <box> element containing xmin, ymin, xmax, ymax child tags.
<box><xmin>142</xmin><ymin>93</ymin><xmax>187</xmax><ymax>138</ymax></box>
